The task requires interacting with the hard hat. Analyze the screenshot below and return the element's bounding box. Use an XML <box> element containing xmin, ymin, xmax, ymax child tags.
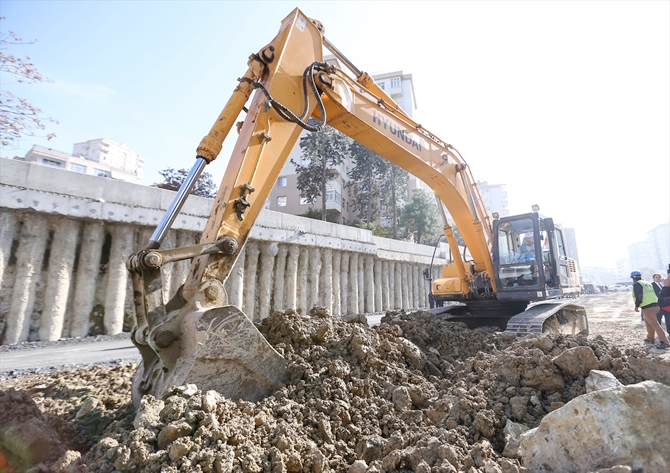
<box><xmin>630</xmin><ymin>271</ymin><xmax>642</xmax><ymax>278</ymax></box>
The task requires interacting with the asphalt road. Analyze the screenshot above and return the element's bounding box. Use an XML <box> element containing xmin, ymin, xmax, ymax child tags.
<box><xmin>0</xmin><ymin>338</ymin><xmax>140</xmax><ymax>374</ymax></box>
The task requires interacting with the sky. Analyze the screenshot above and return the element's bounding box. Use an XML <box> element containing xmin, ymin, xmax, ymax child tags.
<box><xmin>1</xmin><ymin>1</ymin><xmax>668</xmax><ymax>269</ymax></box>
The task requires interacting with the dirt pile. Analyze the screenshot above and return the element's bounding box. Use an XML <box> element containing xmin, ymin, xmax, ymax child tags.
<box><xmin>1</xmin><ymin>308</ymin><xmax>667</xmax><ymax>472</ymax></box>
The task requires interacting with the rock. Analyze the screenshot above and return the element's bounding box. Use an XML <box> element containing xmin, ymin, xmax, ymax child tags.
<box><xmin>585</xmin><ymin>370</ymin><xmax>622</xmax><ymax>393</ymax></box>
<box><xmin>502</xmin><ymin>420</ymin><xmax>529</xmax><ymax>459</ymax></box>
<box><xmin>348</xmin><ymin>460</ymin><xmax>368</xmax><ymax>473</ymax></box>
<box><xmin>520</xmin><ymin>381</ymin><xmax>670</xmax><ymax>472</ymax></box>
<box><xmin>392</xmin><ymin>386</ymin><xmax>413</xmax><ymax>412</ymax></box>
<box><xmin>509</xmin><ymin>396</ymin><xmax>529</xmax><ymax>420</ymax></box>
<box><xmin>133</xmin><ymin>395</ymin><xmax>164</xmax><ymax>430</ymax></box>
<box><xmin>356</xmin><ymin>435</ymin><xmax>385</xmax><ymax>464</ymax></box>
<box><xmin>157</xmin><ymin>420</ymin><xmax>193</xmax><ymax>449</ymax></box>
<box><xmin>75</xmin><ymin>397</ymin><xmax>103</xmax><ymax>420</ymax></box>
<box><xmin>51</xmin><ymin>450</ymin><xmax>81</xmax><ymax>473</ymax></box>
<box><xmin>627</xmin><ymin>356</ymin><xmax>670</xmax><ymax>385</ymax></box>
<box><xmin>201</xmin><ymin>390</ymin><xmax>221</xmax><ymax>413</ymax></box>
<box><xmin>552</xmin><ymin>346</ymin><xmax>598</xmax><ymax>377</ymax></box>
<box><xmin>168</xmin><ymin>438</ymin><xmax>191</xmax><ymax>461</ymax></box>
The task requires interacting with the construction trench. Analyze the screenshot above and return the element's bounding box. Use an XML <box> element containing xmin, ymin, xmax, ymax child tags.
<box><xmin>1</xmin><ymin>159</ymin><xmax>669</xmax><ymax>472</ymax></box>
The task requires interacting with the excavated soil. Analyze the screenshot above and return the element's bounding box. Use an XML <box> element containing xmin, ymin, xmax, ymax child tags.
<box><xmin>1</xmin><ymin>292</ymin><xmax>669</xmax><ymax>473</ymax></box>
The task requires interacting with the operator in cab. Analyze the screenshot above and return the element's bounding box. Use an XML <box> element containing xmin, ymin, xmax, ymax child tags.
<box><xmin>515</xmin><ymin>232</ymin><xmax>536</xmax><ymax>263</ymax></box>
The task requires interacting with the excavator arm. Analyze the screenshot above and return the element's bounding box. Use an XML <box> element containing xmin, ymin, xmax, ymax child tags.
<box><xmin>183</xmin><ymin>8</ymin><xmax>494</xmax><ymax>302</ymax></box>
<box><xmin>127</xmin><ymin>8</ymin><xmax>577</xmax><ymax>407</ymax></box>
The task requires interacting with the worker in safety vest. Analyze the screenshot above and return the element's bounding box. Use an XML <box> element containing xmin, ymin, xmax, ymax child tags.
<box><xmin>631</xmin><ymin>271</ymin><xmax>669</xmax><ymax>349</ymax></box>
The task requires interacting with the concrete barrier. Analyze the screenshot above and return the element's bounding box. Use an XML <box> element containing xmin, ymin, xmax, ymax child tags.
<box><xmin>0</xmin><ymin>158</ymin><xmax>447</xmax><ymax>344</ymax></box>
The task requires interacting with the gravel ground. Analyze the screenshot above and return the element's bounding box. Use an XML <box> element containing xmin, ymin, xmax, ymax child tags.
<box><xmin>1</xmin><ymin>292</ymin><xmax>668</xmax><ymax>473</ymax></box>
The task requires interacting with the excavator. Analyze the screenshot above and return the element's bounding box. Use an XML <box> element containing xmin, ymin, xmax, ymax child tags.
<box><xmin>126</xmin><ymin>8</ymin><xmax>587</xmax><ymax>408</ymax></box>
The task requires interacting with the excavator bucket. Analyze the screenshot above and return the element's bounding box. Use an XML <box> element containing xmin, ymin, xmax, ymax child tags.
<box><xmin>132</xmin><ymin>305</ymin><xmax>287</xmax><ymax>409</ymax></box>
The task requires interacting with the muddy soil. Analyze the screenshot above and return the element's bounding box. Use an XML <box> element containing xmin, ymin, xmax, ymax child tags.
<box><xmin>1</xmin><ymin>292</ymin><xmax>668</xmax><ymax>473</ymax></box>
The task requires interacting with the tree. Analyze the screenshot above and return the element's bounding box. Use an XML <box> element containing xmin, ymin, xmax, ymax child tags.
<box><xmin>156</xmin><ymin>167</ymin><xmax>218</xmax><ymax>198</ymax></box>
<box><xmin>0</xmin><ymin>20</ymin><xmax>58</xmax><ymax>148</ymax></box>
<box><xmin>300</xmin><ymin>207</ymin><xmax>340</xmax><ymax>223</ymax></box>
<box><xmin>399</xmin><ymin>189</ymin><xmax>443</xmax><ymax>245</ymax></box>
<box><xmin>380</xmin><ymin>163</ymin><xmax>409</xmax><ymax>239</ymax></box>
<box><xmin>291</xmin><ymin>125</ymin><xmax>349</xmax><ymax>221</ymax></box>
<box><xmin>347</xmin><ymin>142</ymin><xmax>387</xmax><ymax>224</ymax></box>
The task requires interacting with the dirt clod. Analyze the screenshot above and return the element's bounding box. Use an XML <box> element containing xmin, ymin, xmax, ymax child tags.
<box><xmin>1</xmin><ymin>293</ymin><xmax>668</xmax><ymax>472</ymax></box>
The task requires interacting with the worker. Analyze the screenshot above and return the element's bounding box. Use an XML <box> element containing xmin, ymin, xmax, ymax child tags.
<box><xmin>652</xmin><ymin>273</ymin><xmax>669</xmax><ymax>332</ymax></box>
<box><xmin>630</xmin><ymin>271</ymin><xmax>669</xmax><ymax>349</ymax></box>
<box><xmin>515</xmin><ymin>232</ymin><xmax>536</xmax><ymax>263</ymax></box>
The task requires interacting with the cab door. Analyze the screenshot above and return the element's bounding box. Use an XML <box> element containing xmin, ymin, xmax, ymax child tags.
<box><xmin>553</xmin><ymin>228</ymin><xmax>571</xmax><ymax>287</ymax></box>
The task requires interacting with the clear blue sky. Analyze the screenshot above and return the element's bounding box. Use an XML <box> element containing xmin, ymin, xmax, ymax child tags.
<box><xmin>1</xmin><ymin>1</ymin><xmax>668</xmax><ymax>268</ymax></box>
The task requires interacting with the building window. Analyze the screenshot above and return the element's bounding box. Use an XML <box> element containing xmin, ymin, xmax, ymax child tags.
<box><xmin>390</xmin><ymin>77</ymin><xmax>401</xmax><ymax>88</ymax></box>
<box><xmin>300</xmin><ymin>196</ymin><xmax>314</xmax><ymax>205</ymax></box>
<box><xmin>277</xmin><ymin>196</ymin><xmax>287</xmax><ymax>207</ymax></box>
<box><xmin>381</xmin><ymin>217</ymin><xmax>392</xmax><ymax>227</ymax></box>
<box><xmin>277</xmin><ymin>176</ymin><xmax>288</xmax><ymax>187</ymax></box>
<box><xmin>42</xmin><ymin>158</ymin><xmax>63</xmax><ymax>168</ymax></box>
<box><xmin>94</xmin><ymin>169</ymin><xmax>111</xmax><ymax>178</ymax></box>
<box><xmin>71</xmin><ymin>164</ymin><xmax>87</xmax><ymax>173</ymax></box>
<box><xmin>325</xmin><ymin>190</ymin><xmax>341</xmax><ymax>203</ymax></box>
<box><xmin>379</xmin><ymin>82</ymin><xmax>385</xmax><ymax>90</ymax></box>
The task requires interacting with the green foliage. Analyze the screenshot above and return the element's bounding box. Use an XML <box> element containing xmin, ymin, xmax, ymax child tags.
<box><xmin>156</xmin><ymin>167</ymin><xmax>218</xmax><ymax>198</ymax></box>
<box><xmin>0</xmin><ymin>20</ymin><xmax>58</xmax><ymax>147</ymax></box>
<box><xmin>379</xmin><ymin>164</ymin><xmax>409</xmax><ymax>239</ymax></box>
<box><xmin>400</xmin><ymin>189</ymin><xmax>442</xmax><ymax>245</ymax></box>
<box><xmin>350</xmin><ymin>219</ymin><xmax>394</xmax><ymax>239</ymax></box>
<box><xmin>291</xmin><ymin>125</ymin><xmax>350</xmax><ymax>221</ymax></box>
<box><xmin>300</xmin><ymin>207</ymin><xmax>340</xmax><ymax>223</ymax></box>
<box><xmin>346</xmin><ymin>142</ymin><xmax>408</xmax><ymax>238</ymax></box>
<box><xmin>347</xmin><ymin>142</ymin><xmax>387</xmax><ymax>223</ymax></box>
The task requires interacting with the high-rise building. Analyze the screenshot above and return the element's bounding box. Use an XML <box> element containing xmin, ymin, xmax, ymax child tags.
<box><xmin>266</xmin><ymin>60</ymin><xmax>416</xmax><ymax>224</ymax></box>
<box><xmin>476</xmin><ymin>181</ymin><xmax>509</xmax><ymax>217</ymax></box>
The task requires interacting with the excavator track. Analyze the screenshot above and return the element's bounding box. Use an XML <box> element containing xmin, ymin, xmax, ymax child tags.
<box><xmin>430</xmin><ymin>301</ymin><xmax>588</xmax><ymax>337</ymax></box>
<box><xmin>505</xmin><ymin>301</ymin><xmax>588</xmax><ymax>337</ymax></box>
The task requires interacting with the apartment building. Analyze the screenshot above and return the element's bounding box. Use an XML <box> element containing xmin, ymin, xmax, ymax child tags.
<box><xmin>17</xmin><ymin>139</ymin><xmax>144</xmax><ymax>184</ymax></box>
<box><xmin>476</xmin><ymin>181</ymin><xmax>509</xmax><ymax>217</ymax></box>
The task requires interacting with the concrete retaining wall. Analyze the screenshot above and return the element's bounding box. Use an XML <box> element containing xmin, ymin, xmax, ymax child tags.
<box><xmin>0</xmin><ymin>158</ymin><xmax>447</xmax><ymax>344</ymax></box>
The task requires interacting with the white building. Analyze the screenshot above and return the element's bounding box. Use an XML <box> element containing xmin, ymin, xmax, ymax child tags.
<box><xmin>19</xmin><ymin>139</ymin><xmax>144</xmax><ymax>184</ymax></box>
<box><xmin>73</xmin><ymin>138</ymin><xmax>144</xmax><ymax>183</ymax></box>
<box><xmin>476</xmin><ymin>181</ymin><xmax>509</xmax><ymax>217</ymax></box>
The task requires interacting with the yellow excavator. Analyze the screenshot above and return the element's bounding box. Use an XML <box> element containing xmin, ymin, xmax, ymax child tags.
<box><xmin>126</xmin><ymin>8</ymin><xmax>587</xmax><ymax>408</ymax></box>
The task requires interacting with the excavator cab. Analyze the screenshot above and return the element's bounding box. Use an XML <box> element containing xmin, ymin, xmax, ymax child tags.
<box><xmin>492</xmin><ymin>212</ymin><xmax>580</xmax><ymax>302</ymax></box>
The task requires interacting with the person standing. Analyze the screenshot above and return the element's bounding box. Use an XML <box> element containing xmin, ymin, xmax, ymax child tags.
<box><xmin>631</xmin><ymin>271</ymin><xmax>669</xmax><ymax>349</ymax></box>
<box><xmin>652</xmin><ymin>273</ymin><xmax>669</xmax><ymax>333</ymax></box>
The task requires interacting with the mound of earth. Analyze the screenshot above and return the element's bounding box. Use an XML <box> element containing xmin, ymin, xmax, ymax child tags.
<box><xmin>1</xmin><ymin>307</ymin><xmax>667</xmax><ymax>473</ymax></box>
